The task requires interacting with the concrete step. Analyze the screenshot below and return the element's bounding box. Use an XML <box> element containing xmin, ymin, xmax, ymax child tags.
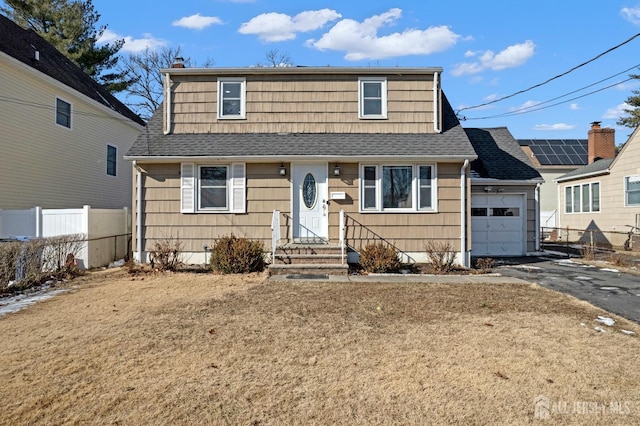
<box><xmin>274</xmin><ymin>253</ymin><xmax>345</xmax><ymax>265</ymax></box>
<box><xmin>278</xmin><ymin>243</ymin><xmax>343</xmax><ymax>256</ymax></box>
<box><xmin>269</xmin><ymin>263</ymin><xmax>349</xmax><ymax>276</ymax></box>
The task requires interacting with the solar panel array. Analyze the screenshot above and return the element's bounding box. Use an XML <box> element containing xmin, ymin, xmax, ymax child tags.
<box><xmin>519</xmin><ymin>139</ymin><xmax>588</xmax><ymax>166</ymax></box>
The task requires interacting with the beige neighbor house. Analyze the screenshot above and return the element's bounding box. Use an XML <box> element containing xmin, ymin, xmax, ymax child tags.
<box><xmin>556</xmin><ymin>122</ymin><xmax>640</xmax><ymax>248</ymax></box>
<box><xmin>0</xmin><ymin>14</ymin><xmax>145</xmax><ymax>210</ymax></box>
<box><xmin>125</xmin><ymin>66</ymin><xmax>542</xmax><ymax>273</ymax></box>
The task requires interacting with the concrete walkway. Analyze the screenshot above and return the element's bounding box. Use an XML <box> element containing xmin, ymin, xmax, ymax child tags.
<box><xmin>269</xmin><ymin>272</ymin><xmax>533</xmax><ymax>284</ymax></box>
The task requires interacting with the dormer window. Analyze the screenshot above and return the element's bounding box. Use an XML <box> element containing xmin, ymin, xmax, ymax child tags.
<box><xmin>359</xmin><ymin>77</ymin><xmax>387</xmax><ymax>119</ymax></box>
<box><xmin>217</xmin><ymin>78</ymin><xmax>246</xmax><ymax>119</ymax></box>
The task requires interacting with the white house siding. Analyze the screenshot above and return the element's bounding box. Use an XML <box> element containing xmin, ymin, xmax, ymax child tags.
<box><xmin>0</xmin><ymin>55</ymin><xmax>142</xmax><ymax>209</ymax></box>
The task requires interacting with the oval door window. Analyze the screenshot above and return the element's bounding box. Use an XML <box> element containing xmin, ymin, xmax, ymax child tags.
<box><xmin>303</xmin><ymin>173</ymin><xmax>317</xmax><ymax>209</ymax></box>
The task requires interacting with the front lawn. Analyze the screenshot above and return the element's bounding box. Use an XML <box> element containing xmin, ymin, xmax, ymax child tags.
<box><xmin>1</xmin><ymin>269</ymin><xmax>638</xmax><ymax>424</ymax></box>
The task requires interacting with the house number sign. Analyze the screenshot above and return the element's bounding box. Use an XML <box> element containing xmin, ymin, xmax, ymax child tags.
<box><xmin>303</xmin><ymin>173</ymin><xmax>317</xmax><ymax>209</ymax></box>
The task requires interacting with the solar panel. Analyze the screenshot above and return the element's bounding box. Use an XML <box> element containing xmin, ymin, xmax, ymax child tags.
<box><xmin>522</xmin><ymin>139</ymin><xmax>588</xmax><ymax>165</ymax></box>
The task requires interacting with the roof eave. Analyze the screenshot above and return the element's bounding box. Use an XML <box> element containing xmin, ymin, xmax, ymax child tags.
<box><xmin>160</xmin><ymin>66</ymin><xmax>444</xmax><ymax>76</ymax></box>
<box><xmin>555</xmin><ymin>169</ymin><xmax>610</xmax><ymax>183</ymax></box>
<box><xmin>471</xmin><ymin>178</ymin><xmax>545</xmax><ymax>185</ymax></box>
<box><xmin>124</xmin><ymin>154</ymin><xmax>477</xmax><ymax>163</ymax></box>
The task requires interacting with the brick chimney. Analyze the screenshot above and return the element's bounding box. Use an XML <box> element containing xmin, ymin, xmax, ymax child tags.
<box><xmin>170</xmin><ymin>56</ymin><xmax>185</xmax><ymax>68</ymax></box>
<box><xmin>588</xmin><ymin>121</ymin><xmax>615</xmax><ymax>164</ymax></box>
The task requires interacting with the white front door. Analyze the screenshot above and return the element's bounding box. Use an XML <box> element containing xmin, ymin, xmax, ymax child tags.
<box><xmin>292</xmin><ymin>163</ymin><xmax>328</xmax><ymax>242</ymax></box>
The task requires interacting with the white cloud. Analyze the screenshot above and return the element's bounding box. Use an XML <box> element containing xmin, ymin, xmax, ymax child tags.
<box><xmin>308</xmin><ymin>8</ymin><xmax>460</xmax><ymax>60</ymax></box>
<box><xmin>510</xmin><ymin>100</ymin><xmax>540</xmax><ymax>113</ymax></box>
<box><xmin>451</xmin><ymin>40</ymin><xmax>535</xmax><ymax>76</ymax></box>
<box><xmin>239</xmin><ymin>9</ymin><xmax>341</xmax><ymax>42</ymax></box>
<box><xmin>570</xmin><ymin>103</ymin><xmax>580</xmax><ymax>110</ymax></box>
<box><xmin>533</xmin><ymin>123</ymin><xmax>575</xmax><ymax>131</ymax></box>
<box><xmin>97</xmin><ymin>29</ymin><xmax>166</xmax><ymax>53</ymax></box>
<box><xmin>172</xmin><ymin>13</ymin><xmax>223</xmax><ymax>30</ymax></box>
<box><xmin>603</xmin><ymin>102</ymin><xmax>630</xmax><ymax>119</ymax></box>
<box><xmin>621</xmin><ymin>6</ymin><xmax>640</xmax><ymax>24</ymax></box>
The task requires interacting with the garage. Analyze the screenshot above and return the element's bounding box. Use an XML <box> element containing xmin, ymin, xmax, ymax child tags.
<box><xmin>471</xmin><ymin>194</ymin><xmax>526</xmax><ymax>257</ymax></box>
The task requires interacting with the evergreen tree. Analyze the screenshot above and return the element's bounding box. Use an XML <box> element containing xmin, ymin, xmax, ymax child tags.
<box><xmin>1</xmin><ymin>0</ymin><xmax>130</xmax><ymax>92</ymax></box>
<box><xmin>617</xmin><ymin>73</ymin><xmax>640</xmax><ymax>129</ymax></box>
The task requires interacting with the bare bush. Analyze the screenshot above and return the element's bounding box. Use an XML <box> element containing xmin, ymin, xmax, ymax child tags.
<box><xmin>41</xmin><ymin>234</ymin><xmax>86</xmax><ymax>274</ymax></box>
<box><xmin>359</xmin><ymin>243</ymin><xmax>400</xmax><ymax>273</ymax></box>
<box><xmin>609</xmin><ymin>253</ymin><xmax>629</xmax><ymax>267</ymax></box>
<box><xmin>150</xmin><ymin>237</ymin><xmax>184</xmax><ymax>271</ymax></box>
<box><xmin>210</xmin><ymin>234</ymin><xmax>265</xmax><ymax>274</ymax></box>
<box><xmin>475</xmin><ymin>257</ymin><xmax>495</xmax><ymax>273</ymax></box>
<box><xmin>580</xmin><ymin>243</ymin><xmax>596</xmax><ymax>261</ymax></box>
<box><xmin>425</xmin><ymin>241</ymin><xmax>456</xmax><ymax>274</ymax></box>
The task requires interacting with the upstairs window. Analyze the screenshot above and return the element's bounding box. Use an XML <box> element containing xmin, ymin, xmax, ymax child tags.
<box><xmin>217</xmin><ymin>78</ymin><xmax>246</xmax><ymax>119</ymax></box>
<box><xmin>359</xmin><ymin>77</ymin><xmax>387</xmax><ymax>119</ymax></box>
<box><xmin>106</xmin><ymin>145</ymin><xmax>117</xmax><ymax>176</ymax></box>
<box><xmin>626</xmin><ymin>175</ymin><xmax>640</xmax><ymax>206</ymax></box>
<box><xmin>56</xmin><ymin>97</ymin><xmax>71</xmax><ymax>128</ymax></box>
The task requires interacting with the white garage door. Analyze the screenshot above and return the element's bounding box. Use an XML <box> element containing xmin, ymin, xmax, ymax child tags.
<box><xmin>471</xmin><ymin>194</ymin><xmax>526</xmax><ymax>256</ymax></box>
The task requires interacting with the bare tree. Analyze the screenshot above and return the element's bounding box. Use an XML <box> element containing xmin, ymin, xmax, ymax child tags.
<box><xmin>118</xmin><ymin>46</ymin><xmax>213</xmax><ymax>120</ymax></box>
<box><xmin>257</xmin><ymin>49</ymin><xmax>293</xmax><ymax>68</ymax></box>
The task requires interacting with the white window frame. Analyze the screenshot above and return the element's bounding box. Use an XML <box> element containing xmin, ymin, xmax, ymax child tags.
<box><xmin>55</xmin><ymin>96</ymin><xmax>72</xmax><ymax>129</ymax></box>
<box><xmin>358</xmin><ymin>77</ymin><xmax>387</xmax><ymax>119</ymax></box>
<box><xmin>625</xmin><ymin>175</ymin><xmax>640</xmax><ymax>206</ymax></box>
<box><xmin>181</xmin><ymin>163</ymin><xmax>246</xmax><ymax>214</ymax></box>
<box><xmin>106</xmin><ymin>144</ymin><xmax>117</xmax><ymax>177</ymax></box>
<box><xmin>217</xmin><ymin>78</ymin><xmax>246</xmax><ymax>119</ymax></box>
<box><xmin>198</xmin><ymin>165</ymin><xmax>229</xmax><ymax>211</ymax></box>
<box><xmin>565</xmin><ymin>182</ymin><xmax>600</xmax><ymax>213</ymax></box>
<box><xmin>359</xmin><ymin>163</ymin><xmax>437</xmax><ymax>213</ymax></box>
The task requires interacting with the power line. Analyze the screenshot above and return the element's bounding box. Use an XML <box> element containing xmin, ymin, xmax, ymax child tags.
<box><xmin>465</xmin><ymin>77</ymin><xmax>633</xmax><ymax>120</ymax></box>
<box><xmin>456</xmin><ymin>31</ymin><xmax>640</xmax><ymax>116</ymax></box>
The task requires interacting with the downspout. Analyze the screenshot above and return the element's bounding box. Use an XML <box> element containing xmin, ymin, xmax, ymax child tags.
<box><xmin>133</xmin><ymin>161</ymin><xmax>144</xmax><ymax>263</ymax></box>
<box><xmin>535</xmin><ymin>183</ymin><xmax>541</xmax><ymax>252</ymax></box>
<box><xmin>433</xmin><ymin>72</ymin><xmax>441</xmax><ymax>133</ymax></box>
<box><xmin>163</xmin><ymin>71</ymin><xmax>171</xmax><ymax>135</ymax></box>
<box><xmin>460</xmin><ymin>159</ymin><xmax>470</xmax><ymax>267</ymax></box>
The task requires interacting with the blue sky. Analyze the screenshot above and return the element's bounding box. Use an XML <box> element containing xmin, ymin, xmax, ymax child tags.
<box><xmin>91</xmin><ymin>2</ymin><xmax>640</xmax><ymax>143</ymax></box>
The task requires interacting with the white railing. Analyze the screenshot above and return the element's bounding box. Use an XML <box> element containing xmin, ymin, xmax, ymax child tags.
<box><xmin>271</xmin><ymin>210</ymin><xmax>281</xmax><ymax>261</ymax></box>
<box><xmin>339</xmin><ymin>209</ymin><xmax>345</xmax><ymax>264</ymax></box>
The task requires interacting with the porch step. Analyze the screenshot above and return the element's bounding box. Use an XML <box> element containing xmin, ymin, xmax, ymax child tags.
<box><xmin>268</xmin><ymin>263</ymin><xmax>349</xmax><ymax>276</ymax></box>
<box><xmin>270</xmin><ymin>243</ymin><xmax>348</xmax><ymax>276</ymax></box>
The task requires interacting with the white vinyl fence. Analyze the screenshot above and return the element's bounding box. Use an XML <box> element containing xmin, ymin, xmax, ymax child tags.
<box><xmin>0</xmin><ymin>205</ymin><xmax>131</xmax><ymax>269</ymax></box>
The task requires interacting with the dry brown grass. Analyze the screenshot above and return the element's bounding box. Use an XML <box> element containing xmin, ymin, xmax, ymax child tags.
<box><xmin>1</xmin><ymin>268</ymin><xmax>639</xmax><ymax>425</ymax></box>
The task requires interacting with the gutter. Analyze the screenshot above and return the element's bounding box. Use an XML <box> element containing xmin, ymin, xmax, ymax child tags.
<box><xmin>123</xmin><ymin>154</ymin><xmax>479</xmax><ymax>163</ymax></box>
<box><xmin>460</xmin><ymin>159</ymin><xmax>470</xmax><ymax>267</ymax></box>
<box><xmin>133</xmin><ymin>161</ymin><xmax>144</xmax><ymax>263</ymax></box>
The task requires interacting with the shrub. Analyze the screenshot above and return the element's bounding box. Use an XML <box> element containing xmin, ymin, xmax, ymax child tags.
<box><xmin>475</xmin><ymin>257</ymin><xmax>495</xmax><ymax>273</ymax></box>
<box><xmin>150</xmin><ymin>237</ymin><xmax>183</xmax><ymax>271</ymax></box>
<box><xmin>425</xmin><ymin>241</ymin><xmax>456</xmax><ymax>274</ymax></box>
<box><xmin>210</xmin><ymin>234</ymin><xmax>265</xmax><ymax>274</ymax></box>
<box><xmin>580</xmin><ymin>243</ymin><xmax>596</xmax><ymax>261</ymax></box>
<box><xmin>359</xmin><ymin>243</ymin><xmax>400</xmax><ymax>273</ymax></box>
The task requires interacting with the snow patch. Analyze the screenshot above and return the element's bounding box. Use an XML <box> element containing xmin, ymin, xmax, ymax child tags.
<box><xmin>595</xmin><ymin>316</ymin><xmax>615</xmax><ymax>327</ymax></box>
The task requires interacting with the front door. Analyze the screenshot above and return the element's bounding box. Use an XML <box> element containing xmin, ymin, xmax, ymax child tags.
<box><xmin>292</xmin><ymin>163</ymin><xmax>328</xmax><ymax>242</ymax></box>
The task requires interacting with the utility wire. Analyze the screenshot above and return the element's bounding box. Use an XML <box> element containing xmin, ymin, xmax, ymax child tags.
<box><xmin>466</xmin><ymin>77</ymin><xmax>633</xmax><ymax>120</ymax></box>
<box><xmin>456</xmin><ymin>31</ymin><xmax>640</xmax><ymax>116</ymax></box>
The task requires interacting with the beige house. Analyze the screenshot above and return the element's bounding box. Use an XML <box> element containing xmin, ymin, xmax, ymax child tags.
<box><xmin>556</xmin><ymin>122</ymin><xmax>638</xmax><ymax>247</ymax></box>
<box><xmin>126</xmin><ymin>66</ymin><xmax>541</xmax><ymax>272</ymax></box>
<box><xmin>0</xmin><ymin>14</ymin><xmax>144</xmax><ymax>210</ymax></box>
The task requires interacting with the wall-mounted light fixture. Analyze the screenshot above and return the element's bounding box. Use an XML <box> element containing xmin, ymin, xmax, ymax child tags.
<box><xmin>333</xmin><ymin>163</ymin><xmax>340</xmax><ymax>176</ymax></box>
<box><xmin>483</xmin><ymin>186</ymin><xmax>493</xmax><ymax>192</ymax></box>
<box><xmin>279</xmin><ymin>163</ymin><xmax>287</xmax><ymax>176</ymax></box>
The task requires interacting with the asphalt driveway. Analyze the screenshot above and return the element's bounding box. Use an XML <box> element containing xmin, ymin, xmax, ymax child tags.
<box><xmin>496</xmin><ymin>253</ymin><xmax>640</xmax><ymax>324</ymax></box>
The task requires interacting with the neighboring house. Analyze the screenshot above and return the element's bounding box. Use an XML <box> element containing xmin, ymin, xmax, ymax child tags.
<box><xmin>556</xmin><ymin>122</ymin><xmax>638</xmax><ymax>245</ymax></box>
<box><xmin>0</xmin><ymin>14</ymin><xmax>144</xmax><ymax>210</ymax></box>
<box><xmin>125</xmin><ymin>65</ymin><xmax>541</xmax><ymax>270</ymax></box>
<box><xmin>466</xmin><ymin>128</ymin><xmax>543</xmax><ymax>257</ymax></box>
<box><xmin>519</xmin><ymin>136</ymin><xmax>588</xmax><ymax>229</ymax></box>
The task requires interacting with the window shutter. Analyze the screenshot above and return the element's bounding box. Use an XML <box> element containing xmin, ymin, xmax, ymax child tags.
<box><xmin>231</xmin><ymin>163</ymin><xmax>246</xmax><ymax>213</ymax></box>
<box><xmin>181</xmin><ymin>163</ymin><xmax>195</xmax><ymax>213</ymax></box>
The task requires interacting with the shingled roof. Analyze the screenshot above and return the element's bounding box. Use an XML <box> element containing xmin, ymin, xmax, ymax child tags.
<box><xmin>126</xmin><ymin>92</ymin><xmax>477</xmax><ymax>160</ymax></box>
<box><xmin>0</xmin><ymin>14</ymin><xmax>144</xmax><ymax>126</ymax></box>
<box><xmin>466</xmin><ymin>127</ymin><xmax>542</xmax><ymax>181</ymax></box>
<box><xmin>555</xmin><ymin>157</ymin><xmax>613</xmax><ymax>182</ymax></box>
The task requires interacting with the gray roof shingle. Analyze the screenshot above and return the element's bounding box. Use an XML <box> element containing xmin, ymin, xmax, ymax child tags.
<box><xmin>0</xmin><ymin>14</ymin><xmax>144</xmax><ymax>126</ymax></box>
<box><xmin>126</xmin><ymin>92</ymin><xmax>477</xmax><ymax>160</ymax></box>
<box><xmin>556</xmin><ymin>158</ymin><xmax>613</xmax><ymax>182</ymax></box>
<box><xmin>466</xmin><ymin>127</ymin><xmax>542</xmax><ymax>181</ymax></box>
